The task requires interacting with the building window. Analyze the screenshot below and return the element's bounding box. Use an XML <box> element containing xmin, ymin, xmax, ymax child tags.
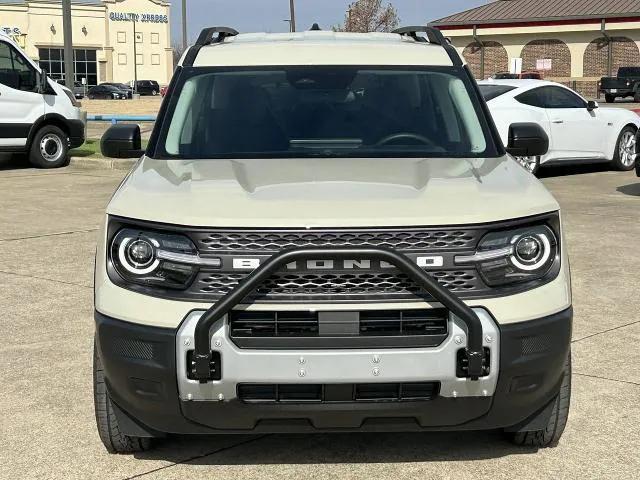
<box><xmin>151</xmin><ymin>32</ymin><xmax>159</xmax><ymax>44</ymax></box>
<box><xmin>151</xmin><ymin>53</ymin><xmax>160</xmax><ymax>65</ymax></box>
<box><xmin>117</xmin><ymin>31</ymin><xmax>126</xmax><ymax>43</ymax></box>
<box><xmin>38</xmin><ymin>47</ymin><xmax>98</xmax><ymax>86</ymax></box>
<box><xmin>136</xmin><ymin>54</ymin><xmax>143</xmax><ymax>65</ymax></box>
<box><xmin>135</xmin><ymin>32</ymin><xmax>143</xmax><ymax>43</ymax></box>
<box><xmin>118</xmin><ymin>53</ymin><xmax>127</xmax><ymax>65</ymax></box>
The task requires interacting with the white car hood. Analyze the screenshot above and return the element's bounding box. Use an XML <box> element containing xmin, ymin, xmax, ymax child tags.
<box><xmin>107</xmin><ymin>156</ymin><xmax>559</xmax><ymax>227</ymax></box>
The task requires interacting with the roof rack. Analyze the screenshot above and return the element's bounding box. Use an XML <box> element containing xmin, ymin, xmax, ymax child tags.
<box><xmin>392</xmin><ymin>26</ymin><xmax>462</xmax><ymax>67</ymax></box>
<box><xmin>183</xmin><ymin>26</ymin><xmax>239</xmax><ymax>67</ymax></box>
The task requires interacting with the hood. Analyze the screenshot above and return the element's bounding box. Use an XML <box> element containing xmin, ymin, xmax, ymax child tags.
<box><xmin>107</xmin><ymin>156</ymin><xmax>559</xmax><ymax>228</ymax></box>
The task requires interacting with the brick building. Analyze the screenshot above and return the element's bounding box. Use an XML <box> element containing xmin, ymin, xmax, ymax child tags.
<box><xmin>431</xmin><ymin>0</ymin><xmax>640</xmax><ymax>98</ymax></box>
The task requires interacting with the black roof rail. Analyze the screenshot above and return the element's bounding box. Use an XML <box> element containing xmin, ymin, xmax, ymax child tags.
<box><xmin>183</xmin><ymin>26</ymin><xmax>239</xmax><ymax>67</ymax></box>
<box><xmin>393</xmin><ymin>25</ymin><xmax>462</xmax><ymax>67</ymax></box>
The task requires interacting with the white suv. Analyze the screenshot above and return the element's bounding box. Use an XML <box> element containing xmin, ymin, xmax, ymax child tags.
<box><xmin>0</xmin><ymin>32</ymin><xmax>84</xmax><ymax>168</ymax></box>
<box><xmin>94</xmin><ymin>26</ymin><xmax>572</xmax><ymax>453</ymax></box>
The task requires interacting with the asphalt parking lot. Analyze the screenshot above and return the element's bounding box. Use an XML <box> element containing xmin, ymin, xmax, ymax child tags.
<box><xmin>0</xmin><ymin>157</ymin><xmax>638</xmax><ymax>479</ymax></box>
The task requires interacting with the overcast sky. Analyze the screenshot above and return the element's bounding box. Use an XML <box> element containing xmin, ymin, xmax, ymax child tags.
<box><xmin>169</xmin><ymin>0</ymin><xmax>491</xmax><ymax>44</ymax></box>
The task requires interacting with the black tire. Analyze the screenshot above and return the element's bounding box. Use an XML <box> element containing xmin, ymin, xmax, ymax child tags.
<box><xmin>506</xmin><ymin>352</ymin><xmax>571</xmax><ymax>448</ymax></box>
<box><xmin>612</xmin><ymin>126</ymin><xmax>637</xmax><ymax>171</ymax></box>
<box><xmin>93</xmin><ymin>342</ymin><xmax>153</xmax><ymax>454</ymax></box>
<box><xmin>28</xmin><ymin>125</ymin><xmax>69</xmax><ymax>169</ymax></box>
<box><xmin>605</xmin><ymin>94</ymin><xmax>615</xmax><ymax>103</ymax></box>
<box><xmin>151</xmin><ymin>89</ymin><xmax>158</xmax><ymax>96</ymax></box>
<box><xmin>635</xmin><ymin>91</ymin><xmax>640</xmax><ymax>103</ymax></box>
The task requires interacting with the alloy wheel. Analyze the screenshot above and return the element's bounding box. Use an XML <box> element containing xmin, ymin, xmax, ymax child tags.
<box><xmin>618</xmin><ymin>131</ymin><xmax>636</xmax><ymax>167</ymax></box>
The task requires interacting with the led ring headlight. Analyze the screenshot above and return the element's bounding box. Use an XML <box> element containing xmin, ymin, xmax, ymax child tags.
<box><xmin>118</xmin><ymin>237</ymin><xmax>160</xmax><ymax>275</ymax></box>
<box><xmin>510</xmin><ymin>233</ymin><xmax>551</xmax><ymax>271</ymax></box>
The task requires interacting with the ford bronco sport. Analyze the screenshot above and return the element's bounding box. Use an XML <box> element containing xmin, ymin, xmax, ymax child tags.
<box><xmin>94</xmin><ymin>26</ymin><xmax>572</xmax><ymax>453</ymax></box>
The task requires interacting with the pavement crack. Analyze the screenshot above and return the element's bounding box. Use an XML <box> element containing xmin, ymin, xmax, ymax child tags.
<box><xmin>574</xmin><ymin>372</ymin><xmax>640</xmax><ymax>387</ymax></box>
<box><xmin>572</xmin><ymin>320</ymin><xmax>640</xmax><ymax>344</ymax></box>
<box><xmin>0</xmin><ymin>228</ymin><xmax>98</xmax><ymax>242</ymax></box>
<box><xmin>0</xmin><ymin>270</ymin><xmax>91</xmax><ymax>289</ymax></box>
<box><xmin>123</xmin><ymin>435</ymin><xmax>270</xmax><ymax>479</ymax></box>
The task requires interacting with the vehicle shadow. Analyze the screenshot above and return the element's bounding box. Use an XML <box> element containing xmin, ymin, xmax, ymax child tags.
<box><xmin>135</xmin><ymin>431</ymin><xmax>539</xmax><ymax>464</ymax></box>
<box><xmin>0</xmin><ymin>153</ymin><xmax>29</xmax><ymax>171</ymax></box>
<box><xmin>617</xmin><ymin>183</ymin><xmax>640</xmax><ymax>196</ymax></box>
<box><xmin>538</xmin><ymin>163</ymin><xmax>611</xmax><ymax>178</ymax></box>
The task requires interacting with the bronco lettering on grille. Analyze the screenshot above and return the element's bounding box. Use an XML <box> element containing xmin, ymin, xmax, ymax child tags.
<box><xmin>231</xmin><ymin>256</ymin><xmax>444</xmax><ymax>271</ymax></box>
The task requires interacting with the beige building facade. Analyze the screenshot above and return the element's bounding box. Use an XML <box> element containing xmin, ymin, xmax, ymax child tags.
<box><xmin>1</xmin><ymin>0</ymin><xmax>172</xmax><ymax>86</ymax></box>
<box><xmin>431</xmin><ymin>0</ymin><xmax>640</xmax><ymax>98</ymax></box>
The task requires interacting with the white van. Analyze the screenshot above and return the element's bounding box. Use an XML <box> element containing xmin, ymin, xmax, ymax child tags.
<box><xmin>0</xmin><ymin>31</ymin><xmax>84</xmax><ymax>168</ymax></box>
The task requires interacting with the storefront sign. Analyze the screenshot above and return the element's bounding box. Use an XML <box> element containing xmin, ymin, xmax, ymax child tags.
<box><xmin>1</xmin><ymin>26</ymin><xmax>22</xmax><ymax>36</ymax></box>
<box><xmin>109</xmin><ymin>12</ymin><xmax>168</xmax><ymax>23</ymax></box>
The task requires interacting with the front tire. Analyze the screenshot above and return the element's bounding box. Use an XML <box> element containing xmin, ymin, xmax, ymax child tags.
<box><xmin>28</xmin><ymin>125</ymin><xmax>69</xmax><ymax>169</ymax></box>
<box><xmin>151</xmin><ymin>89</ymin><xmax>158</xmax><ymax>96</ymax></box>
<box><xmin>506</xmin><ymin>352</ymin><xmax>571</xmax><ymax>448</ymax></box>
<box><xmin>93</xmin><ymin>342</ymin><xmax>153</xmax><ymax>454</ymax></box>
<box><xmin>612</xmin><ymin>126</ymin><xmax>637</xmax><ymax>171</ymax></box>
<box><xmin>605</xmin><ymin>94</ymin><xmax>616</xmax><ymax>103</ymax></box>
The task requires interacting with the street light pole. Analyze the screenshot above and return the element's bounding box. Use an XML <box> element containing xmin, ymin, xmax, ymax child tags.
<box><xmin>182</xmin><ymin>0</ymin><xmax>187</xmax><ymax>50</ymax></box>
<box><xmin>62</xmin><ymin>0</ymin><xmax>74</xmax><ymax>90</ymax></box>
<box><xmin>289</xmin><ymin>0</ymin><xmax>296</xmax><ymax>32</ymax></box>
<box><xmin>132</xmin><ymin>17</ymin><xmax>138</xmax><ymax>94</ymax></box>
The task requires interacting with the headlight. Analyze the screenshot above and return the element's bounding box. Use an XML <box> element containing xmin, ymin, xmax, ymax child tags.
<box><xmin>456</xmin><ymin>223</ymin><xmax>558</xmax><ymax>287</ymax></box>
<box><xmin>62</xmin><ymin>88</ymin><xmax>79</xmax><ymax>107</ymax></box>
<box><xmin>110</xmin><ymin>228</ymin><xmax>220</xmax><ymax>290</ymax></box>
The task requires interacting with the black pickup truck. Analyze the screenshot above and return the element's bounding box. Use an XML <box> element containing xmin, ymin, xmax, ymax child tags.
<box><xmin>601</xmin><ymin>67</ymin><xmax>640</xmax><ymax>103</ymax></box>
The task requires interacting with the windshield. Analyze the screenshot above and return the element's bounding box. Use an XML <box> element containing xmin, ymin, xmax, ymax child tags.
<box><xmin>478</xmin><ymin>84</ymin><xmax>517</xmax><ymax>101</ymax></box>
<box><xmin>157</xmin><ymin>66</ymin><xmax>498</xmax><ymax>159</ymax></box>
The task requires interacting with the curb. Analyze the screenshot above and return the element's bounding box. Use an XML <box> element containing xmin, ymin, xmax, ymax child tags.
<box><xmin>69</xmin><ymin>156</ymin><xmax>136</xmax><ymax>171</ymax></box>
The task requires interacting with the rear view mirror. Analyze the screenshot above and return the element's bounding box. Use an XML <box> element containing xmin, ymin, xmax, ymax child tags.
<box><xmin>101</xmin><ymin>124</ymin><xmax>145</xmax><ymax>158</ymax></box>
<box><xmin>506</xmin><ymin>123</ymin><xmax>549</xmax><ymax>157</ymax></box>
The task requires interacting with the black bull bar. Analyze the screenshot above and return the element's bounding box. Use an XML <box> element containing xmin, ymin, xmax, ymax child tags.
<box><xmin>192</xmin><ymin>247</ymin><xmax>487</xmax><ymax>382</ymax></box>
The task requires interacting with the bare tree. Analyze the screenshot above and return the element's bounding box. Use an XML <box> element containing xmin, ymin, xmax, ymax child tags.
<box><xmin>335</xmin><ymin>0</ymin><xmax>400</xmax><ymax>33</ymax></box>
<box><xmin>172</xmin><ymin>40</ymin><xmax>188</xmax><ymax>67</ymax></box>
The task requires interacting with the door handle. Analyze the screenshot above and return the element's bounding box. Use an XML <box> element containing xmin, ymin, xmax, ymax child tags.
<box><xmin>552</xmin><ymin>120</ymin><xmax>564</xmax><ymax>124</ymax></box>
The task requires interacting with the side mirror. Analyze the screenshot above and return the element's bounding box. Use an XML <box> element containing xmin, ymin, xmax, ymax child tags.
<box><xmin>587</xmin><ymin>100</ymin><xmax>598</xmax><ymax>111</ymax></box>
<box><xmin>506</xmin><ymin>123</ymin><xmax>549</xmax><ymax>157</ymax></box>
<box><xmin>100</xmin><ymin>124</ymin><xmax>145</xmax><ymax>158</ymax></box>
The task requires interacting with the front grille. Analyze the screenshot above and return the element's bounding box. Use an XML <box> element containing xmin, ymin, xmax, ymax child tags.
<box><xmin>237</xmin><ymin>382</ymin><xmax>440</xmax><ymax>403</ymax></box>
<box><xmin>228</xmin><ymin>309</ymin><xmax>448</xmax><ymax>349</ymax></box>
<box><xmin>196</xmin><ymin>270</ymin><xmax>481</xmax><ymax>301</ymax></box>
<box><xmin>182</xmin><ymin>226</ymin><xmax>489</xmax><ymax>303</ymax></box>
<box><xmin>230</xmin><ymin>311</ymin><xmax>319</xmax><ymax>338</ymax></box>
<box><xmin>193</xmin><ymin>228</ymin><xmax>480</xmax><ymax>253</ymax></box>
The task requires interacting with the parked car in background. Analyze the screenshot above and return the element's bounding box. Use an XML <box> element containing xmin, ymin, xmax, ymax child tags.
<box><xmin>479</xmin><ymin>79</ymin><xmax>640</xmax><ymax>174</ymax></box>
<box><xmin>0</xmin><ymin>31</ymin><xmax>84</xmax><ymax>168</ymax></box>
<box><xmin>492</xmin><ymin>71</ymin><xmax>543</xmax><ymax>80</ymax></box>
<box><xmin>101</xmin><ymin>82</ymin><xmax>133</xmax><ymax>99</ymax></box>
<box><xmin>56</xmin><ymin>79</ymin><xmax>86</xmax><ymax>99</ymax></box>
<box><xmin>134</xmin><ymin>79</ymin><xmax>160</xmax><ymax>96</ymax></box>
<box><xmin>160</xmin><ymin>85</ymin><xmax>168</xmax><ymax>97</ymax></box>
<box><xmin>87</xmin><ymin>84</ymin><xmax>127</xmax><ymax>100</ymax></box>
<box><xmin>600</xmin><ymin>67</ymin><xmax>640</xmax><ymax>103</ymax></box>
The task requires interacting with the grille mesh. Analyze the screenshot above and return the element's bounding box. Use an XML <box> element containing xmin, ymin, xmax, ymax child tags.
<box><xmin>197</xmin><ymin>270</ymin><xmax>479</xmax><ymax>299</ymax></box>
<box><xmin>194</xmin><ymin>229</ymin><xmax>479</xmax><ymax>253</ymax></box>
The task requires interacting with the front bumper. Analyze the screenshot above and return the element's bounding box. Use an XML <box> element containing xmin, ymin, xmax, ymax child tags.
<box><xmin>67</xmin><ymin>119</ymin><xmax>85</xmax><ymax>148</ymax></box>
<box><xmin>95</xmin><ymin>306</ymin><xmax>571</xmax><ymax>435</ymax></box>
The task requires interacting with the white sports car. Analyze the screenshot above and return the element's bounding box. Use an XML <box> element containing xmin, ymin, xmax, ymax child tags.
<box><xmin>478</xmin><ymin>79</ymin><xmax>639</xmax><ymax>174</ymax></box>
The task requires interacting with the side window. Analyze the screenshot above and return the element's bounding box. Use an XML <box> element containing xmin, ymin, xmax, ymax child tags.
<box><xmin>545</xmin><ymin>87</ymin><xmax>586</xmax><ymax>109</ymax></box>
<box><xmin>0</xmin><ymin>41</ymin><xmax>37</xmax><ymax>92</ymax></box>
<box><xmin>515</xmin><ymin>88</ymin><xmax>545</xmax><ymax>108</ymax></box>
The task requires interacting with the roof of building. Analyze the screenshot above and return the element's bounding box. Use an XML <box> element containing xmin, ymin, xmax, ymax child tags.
<box><xmin>432</xmin><ymin>0</ymin><xmax>640</xmax><ymax>27</ymax></box>
<box><xmin>192</xmin><ymin>31</ymin><xmax>454</xmax><ymax>68</ymax></box>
